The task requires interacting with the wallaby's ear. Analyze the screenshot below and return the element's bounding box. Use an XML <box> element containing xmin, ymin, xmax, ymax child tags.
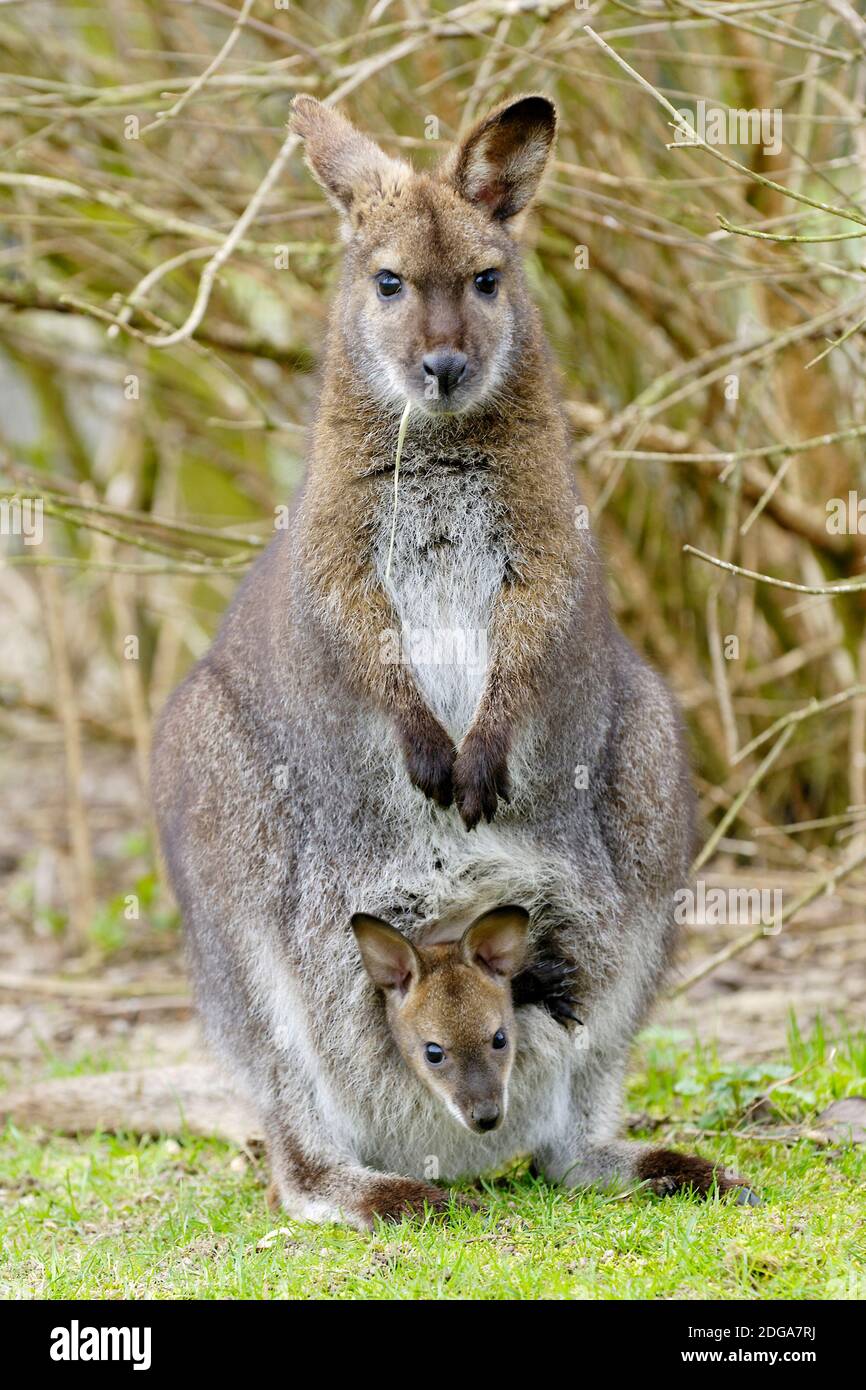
<box><xmin>461</xmin><ymin>906</ymin><xmax>530</xmax><ymax>979</ymax></box>
<box><xmin>443</xmin><ymin>94</ymin><xmax>556</xmax><ymax>224</ymax></box>
<box><xmin>291</xmin><ymin>96</ymin><xmax>410</xmax><ymax>232</ymax></box>
<box><xmin>352</xmin><ymin>914</ymin><xmax>421</xmax><ymax>995</ymax></box>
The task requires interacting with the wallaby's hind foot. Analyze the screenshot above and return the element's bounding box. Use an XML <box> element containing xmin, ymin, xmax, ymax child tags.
<box><xmin>538</xmin><ymin>1139</ymin><xmax>760</xmax><ymax>1207</ymax></box>
<box><xmin>636</xmin><ymin>1148</ymin><xmax>761</xmax><ymax>1206</ymax></box>
<box><xmin>360</xmin><ymin>1176</ymin><xmax>470</xmax><ymax>1226</ymax></box>
<box><xmin>265</xmin><ymin>1120</ymin><xmax>477</xmax><ymax>1232</ymax></box>
<box><xmin>269</xmin><ymin>1169</ymin><xmax>470</xmax><ymax>1232</ymax></box>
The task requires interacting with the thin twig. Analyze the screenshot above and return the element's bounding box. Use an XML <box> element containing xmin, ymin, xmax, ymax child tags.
<box><xmin>684</xmin><ymin>546</ymin><xmax>866</xmax><ymax>596</ymax></box>
<box><xmin>142</xmin><ymin>0</ymin><xmax>255</xmax><ymax>135</ymax></box>
<box><xmin>672</xmin><ymin>842</ymin><xmax>866</xmax><ymax>996</ymax></box>
<box><xmin>692</xmin><ymin>725</ymin><xmax>795</xmax><ymax>872</ymax></box>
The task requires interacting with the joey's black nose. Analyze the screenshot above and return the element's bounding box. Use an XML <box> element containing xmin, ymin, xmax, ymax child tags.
<box><xmin>471</xmin><ymin>1102</ymin><xmax>501</xmax><ymax>1132</ymax></box>
<box><xmin>422</xmin><ymin>349</ymin><xmax>468</xmax><ymax>396</ymax></box>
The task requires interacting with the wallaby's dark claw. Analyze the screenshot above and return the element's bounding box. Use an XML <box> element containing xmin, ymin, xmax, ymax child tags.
<box><xmin>511</xmin><ymin>951</ymin><xmax>582</xmax><ymax>1028</ymax></box>
<box><xmin>398</xmin><ymin>713</ymin><xmax>456</xmax><ymax>808</ymax></box>
<box><xmin>552</xmin><ymin>1002</ymin><xmax>583</xmax><ymax>1025</ymax></box>
<box><xmin>453</xmin><ymin>724</ymin><xmax>511</xmax><ymax>829</ymax></box>
<box><xmin>735</xmin><ymin>1185</ymin><xmax>762</xmax><ymax>1207</ymax></box>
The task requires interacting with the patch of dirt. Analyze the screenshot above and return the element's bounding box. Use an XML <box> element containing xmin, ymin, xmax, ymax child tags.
<box><xmin>661</xmin><ymin>874</ymin><xmax>866</xmax><ymax>1058</ymax></box>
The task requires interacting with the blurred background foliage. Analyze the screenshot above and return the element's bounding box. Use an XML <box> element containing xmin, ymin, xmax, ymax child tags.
<box><xmin>1</xmin><ymin>0</ymin><xmax>865</xmax><ymax>949</ymax></box>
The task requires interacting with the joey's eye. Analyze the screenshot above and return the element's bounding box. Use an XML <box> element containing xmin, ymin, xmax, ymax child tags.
<box><xmin>375</xmin><ymin>270</ymin><xmax>403</xmax><ymax>299</ymax></box>
<box><xmin>474</xmin><ymin>269</ymin><xmax>500</xmax><ymax>297</ymax></box>
<box><xmin>424</xmin><ymin>1042</ymin><xmax>445</xmax><ymax>1066</ymax></box>
<box><xmin>492</xmin><ymin>1029</ymin><xmax>507</xmax><ymax>1050</ymax></box>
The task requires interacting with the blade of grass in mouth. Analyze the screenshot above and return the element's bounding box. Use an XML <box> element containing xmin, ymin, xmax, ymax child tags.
<box><xmin>384</xmin><ymin>399</ymin><xmax>412</xmax><ymax>585</ymax></box>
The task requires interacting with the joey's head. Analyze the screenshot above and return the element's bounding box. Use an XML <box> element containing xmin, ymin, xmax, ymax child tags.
<box><xmin>291</xmin><ymin>94</ymin><xmax>557</xmax><ymax>416</ymax></box>
<box><xmin>352</xmin><ymin>907</ymin><xmax>529</xmax><ymax>1133</ymax></box>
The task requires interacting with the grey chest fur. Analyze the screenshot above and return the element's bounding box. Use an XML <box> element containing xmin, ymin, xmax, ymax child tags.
<box><xmin>375</xmin><ymin>459</ymin><xmax>506</xmax><ymax>741</ymax></box>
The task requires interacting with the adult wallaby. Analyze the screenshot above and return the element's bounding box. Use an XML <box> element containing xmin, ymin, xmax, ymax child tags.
<box><xmin>152</xmin><ymin>93</ymin><xmax>757</xmax><ymax>1229</ymax></box>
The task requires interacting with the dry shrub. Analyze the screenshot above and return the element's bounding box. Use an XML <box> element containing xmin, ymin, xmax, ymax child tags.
<box><xmin>0</xmin><ymin>1</ymin><xmax>864</xmax><ymax>945</ymax></box>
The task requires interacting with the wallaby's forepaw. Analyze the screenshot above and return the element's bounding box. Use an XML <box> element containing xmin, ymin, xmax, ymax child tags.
<box><xmin>398</xmin><ymin>715</ymin><xmax>456</xmax><ymax>808</ymax></box>
<box><xmin>453</xmin><ymin>725</ymin><xmax>511</xmax><ymax>829</ymax></box>
<box><xmin>637</xmin><ymin>1149</ymin><xmax>760</xmax><ymax>1206</ymax></box>
<box><xmin>512</xmin><ymin>954</ymin><xmax>582</xmax><ymax>1027</ymax></box>
<box><xmin>360</xmin><ymin>1176</ymin><xmax>459</xmax><ymax>1225</ymax></box>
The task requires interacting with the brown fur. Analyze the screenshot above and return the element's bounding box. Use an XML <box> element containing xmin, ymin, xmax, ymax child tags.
<box><xmin>357</xmin><ymin>1176</ymin><xmax>453</xmax><ymax>1224</ymax></box>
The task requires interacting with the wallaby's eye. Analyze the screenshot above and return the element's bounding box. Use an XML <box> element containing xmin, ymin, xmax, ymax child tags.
<box><xmin>492</xmin><ymin>1029</ymin><xmax>507</xmax><ymax>1050</ymax></box>
<box><xmin>375</xmin><ymin>270</ymin><xmax>403</xmax><ymax>299</ymax></box>
<box><xmin>474</xmin><ymin>269</ymin><xmax>500</xmax><ymax>297</ymax></box>
<box><xmin>424</xmin><ymin>1042</ymin><xmax>445</xmax><ymax>1066</ymax></box>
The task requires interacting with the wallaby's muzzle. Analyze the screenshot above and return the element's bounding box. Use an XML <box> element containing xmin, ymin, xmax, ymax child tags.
<box><xmin>454</xmin><ymin>1060</ymin><xmax>509</xmax><ymax>1134</ymax></box>
<box><xmin>422</xmin><ymin>348</ymin><xmax>469</xmax><ymax>399</ymax></box>
<box><xmin>469</xmin><ymin>1099</ymin><xmax>502</xmax><ymax>1133</ymax></box>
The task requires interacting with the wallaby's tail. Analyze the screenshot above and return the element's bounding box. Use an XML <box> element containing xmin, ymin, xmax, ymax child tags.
<box><xmin>1</xmin><ymin>1064</ymin><xmax>261</xmax><ymax>1146</ymax></box>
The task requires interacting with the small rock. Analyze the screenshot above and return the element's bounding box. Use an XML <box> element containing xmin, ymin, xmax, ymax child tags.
<box><xmin>0</xmin><ymin>1006</ymin><xmax>26</xmax><ymax>1040</ymax></box>
<box><xmin>256</xmin><ymin>1227</ymin><xmax>293</xmax><ymax>1251</ymax></box>
<box><xmin>813</xmin><ymin>1098</ymin><xmax>866</xmax><ymax>1146</ymax></box>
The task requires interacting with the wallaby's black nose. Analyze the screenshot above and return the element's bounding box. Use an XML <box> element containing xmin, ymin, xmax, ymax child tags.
<box><xmin>422</xmin><ymin>349</ymin><xmax>468</xmax><ymax>396</ymax></box>
<box><xmin>472</xmin><ymin>1102</ymin><xmax>501</xmax><ymax>1132</ymax></box>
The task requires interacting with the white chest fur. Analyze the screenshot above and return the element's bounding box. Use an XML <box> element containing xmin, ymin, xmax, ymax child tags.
<box><xmin>376</xmin><ymin>464</ymin><xmax>505</xmax><ymax>741</ymax></box>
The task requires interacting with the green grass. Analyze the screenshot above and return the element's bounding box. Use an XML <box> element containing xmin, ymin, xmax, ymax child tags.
<box><xmin>2</xmin><ymin>1024</ymin><xmax>865</xmax><ymax>1300</ymax></box>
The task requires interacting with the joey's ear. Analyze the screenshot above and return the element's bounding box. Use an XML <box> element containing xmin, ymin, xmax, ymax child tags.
<box><xmin>291</xmin><ymin>96</ymin><xmax>410</xmax><ymax>231</ymax></box>
<box><xmin>442</xmin><ymin>94</ymin><xmax>556</xmax><ymax>224</ymax></box>
<box><xmin>461</xmin><ymin>906</ymin><xmax>530</xmax><ymax>979</ymax></box>
<box><xmin>351</xmin><ymin>914</ymin><xmax>421</xmax><ymax>995</ymax></box>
